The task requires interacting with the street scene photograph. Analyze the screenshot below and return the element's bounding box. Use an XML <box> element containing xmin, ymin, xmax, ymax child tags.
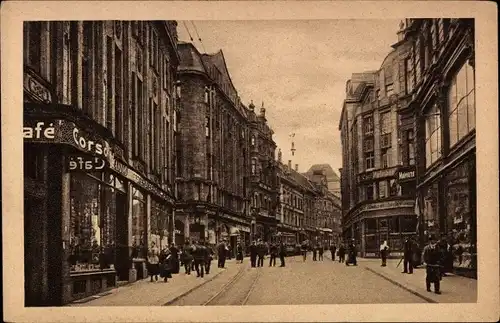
<box><xmin>21</xmin><ymin>17</ymin><xmax>479</xmax><ymax>309</ymax></box>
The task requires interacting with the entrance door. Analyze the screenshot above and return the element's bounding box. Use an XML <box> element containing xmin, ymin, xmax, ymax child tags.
<box><xmin>24</xmin><ymin>195</ymin><xmax>48</xmax><ymax>306</ymax></box>
<box><xmin>175</xmin><ymin>220</ymin><xmax>185</xmax><ymax>246</ymax></box>
<box><xmin>115</xmin><ymin>192</ymin><xmax>129</xmax><ymax>281</ymax></box>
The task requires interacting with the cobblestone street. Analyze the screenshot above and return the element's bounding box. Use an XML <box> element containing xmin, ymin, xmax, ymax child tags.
<box><xmin>69</xmin><ymin>254</ymin><xmax>476</xmax><ymax>306</ymax></box>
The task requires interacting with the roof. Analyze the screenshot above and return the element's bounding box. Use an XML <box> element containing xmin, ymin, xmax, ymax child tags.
<box><xmin>177</xmin><ymin>42</ymin><xmax>207</xmax><ymax>74</ymax></box>
<box><xmin>306</xmin><ymin>164</ymin><xmax>340</xmax><ymax>182</ymax></box>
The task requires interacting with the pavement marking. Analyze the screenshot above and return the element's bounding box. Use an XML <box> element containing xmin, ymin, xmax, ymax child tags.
<box><xmin>364</xmin><ymin>267</ymin><xmax>437</xmax><ymax>303</ymax></box>
<box><xmin>162</xmin><ymin>267</ymin><xmax>228</xmax><ymax>306</ymax></box>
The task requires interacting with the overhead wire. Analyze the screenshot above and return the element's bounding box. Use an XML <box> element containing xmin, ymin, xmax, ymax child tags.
<box><xmin>190</xmin><ymin>21</ymin><xmax>207</xmax><ymax>53</ymax></box>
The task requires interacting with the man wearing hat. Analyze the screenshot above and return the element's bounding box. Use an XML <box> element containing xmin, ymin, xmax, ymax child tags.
<box><xmin>422</xmin><ymin>234</ymin><xmax>442</xmax><ymax>294</ymax></box>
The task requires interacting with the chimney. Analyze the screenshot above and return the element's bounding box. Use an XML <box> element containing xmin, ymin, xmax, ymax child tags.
<box><xmin>288</xmin><ymin>160</ymin><xmax>292</xmax><ymax>170</ymax></box>
<box><xmin>277</xmin><ymin>149</ymin><xmax>282</xmax><ymax>163</ymax></box>
<box><xmin>397</xmin><ymin>20</ymin><xmax>405</xmax><ymax>42</ymax></box>
<box><xmin>249</xmin><ymin>100</ymin><xmax>255</xmax><ymax>111</ymax></box>
<box><xmin>295</xmin><ymin>164</ymin><xmax>299</xmax><ymax>172</ymax></box>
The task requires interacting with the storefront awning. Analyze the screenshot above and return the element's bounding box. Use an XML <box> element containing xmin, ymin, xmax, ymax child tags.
<box><xmin>321</xmin><ymin>228</ymin><xmax>333</xmax><ymax>233</ymax></box>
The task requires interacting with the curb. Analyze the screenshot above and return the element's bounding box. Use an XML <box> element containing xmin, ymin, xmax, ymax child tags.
<box><xmin>162</xmin><ymin>268</ymin><xmax>227</xmax><ymax>306</ymax></box>
<box><xmin>364</xmin><ymin>266</ymin><xmax>437</xmax><ymax>303</ymax></box>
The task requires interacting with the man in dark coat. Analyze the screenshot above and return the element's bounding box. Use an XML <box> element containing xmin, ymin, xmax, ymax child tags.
<box><xmin>257</xmin><ymin>240</ymin><xmax>266</xmax><ymax>267</ymax></box>
<box><xmin>330</xmin><ymin>244</ymin><xmax>337</xmax><ymax>261</ymax></box>
<box><xmin>312</xmin><ymin>244</ymin><xmax>318</xmax><ymax>261</ymax></box>
<box><xmin>169</xmin><ymin>243</ymin><xmax>180</xmax><ymax>274</ymax></box>
<box><xmin>338</xmin><ymin>243</ymin><xmax>346</xmax><ymax>263</ymax></box>
<box><xmin>402</xmin><ymin>237</ymin><xmax>415</xmax><ymax>274</ymax></box>
<box><xmin>182</xmin><ymin>240</ymin><xmax>194</xmax><ymax>275</ymax></box>
<box><xmin>205</xmin><ymin>242</ymin><xmax>214</xmax><ymax>275</ymax></box>
<box><xmin>438</xmin><ymin>235</ymin><xmax>453</xmax><ymax>277</ymax></box>
<box><xmin>269</xmin><ymin>242</ymin><xmax>278</xmax><ymax>267</ymax></box>
<box><xmin>193</xmin><ymin>240</ymin><xmax>206</xmax><ymax>278</ymax></box>
<box><xmin>217</xmin><ymin>241</ymin><xmax>227</xmax><ymax>268</ymax></box>
<box><xmin>318</xmin><ymin>244</ymin><xmax>324</xmax><ymax>261</ymax></box>
<box><xmin>249</xmin><ymin>241</ymin><xmax>258</xmax><ymax>268</ymax></box>
<box><xmin>301</xmin><ymin>241</ymin><xmax>308</xmax><ymax>262</ymax></box>
<box><xmin>423</xmin><ymin>235</ymin><xmax>442</xmax><ymax>294</ymax></box>
<box><xmin>346</xmin><ymin>239</ymin><xmax>357</xmax><ymax>266</ymax></box>
<box><xmin>279</xmin><ymin>241</ymin><xmax>286</xmax><ymax>267</ymax></box>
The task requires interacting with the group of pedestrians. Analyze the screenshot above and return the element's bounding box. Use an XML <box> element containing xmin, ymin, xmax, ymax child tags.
<box><xmin>146</xmin><ymin>240</ymin><xmax>216</xmax><ymax>283</ymax></box>
<box><xmin>248</xmin><ymin>239</ymin><xmax>287</xmax><ymax>268</ymax></box>
<box><xmin>298</xmin><ymin>240</ymin><xmax>355</xmax><ymax>265</ymax></box>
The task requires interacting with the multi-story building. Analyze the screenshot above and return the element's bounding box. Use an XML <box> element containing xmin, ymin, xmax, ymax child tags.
<box><xmin>401</xmin><ymin>19</ymin><xmax>476</xmax><ymax>276</ymax></box>
<box><xmin>276</xmin><ymin>159</ymin><xmax>316</xmax><ymax>245</ymax></box>
<box><xmin>305</xmin><ymin>164</ymin><xmax>342</xmax><ymax>198</ymax></box>
<box><xmin>175</xmin><ymin>42</ymin><xmax>252</xmax><ymax>252</ymax></box>
<box><xmin>339</xmin><ymin>28</ymin><xmax>418</xmax><ymax>257</ymax></box>
<box><xmin>23</xmin><ymin>21</ymin><xmax>180</xmax><ymax>305</ymax></box>
<box><xmin>247</xmin><ymin>102</ymin><xmax>280</xmax><ymax>243</ymax></box>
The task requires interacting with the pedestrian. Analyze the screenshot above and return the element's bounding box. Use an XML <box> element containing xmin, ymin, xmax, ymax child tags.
<box><xmin>205</xmin><ymin>242</ymin><xmax>213</xmax><ymax>275</ymax></box>
<box><xmin>338</xmin><ymin>243</ymin><xmax>345</xmax><ymax>263</ymax></box>
<box><xmin>312</xmin><ymin>244</ymin><xmax>318</xmax><ymax>261</ymax></box>
<box><xmin>182</xmin><ymin>240</ymin><xmax>194</xmax><ymax>275</ymax></box>
<box><xmin>346</xmin><ymin>239</ymin><xmax>357</xmax><ymax>266</ymax></box>
<box><xmin>423</xmin><ymin>235</ymin><xmax>442</xmax><ymax>294</ymax></box>
<box><xmin>147</xmin><ymin>242</ymin><xmax>160</xmax><ymax>282</ymax></box>
<box><xmin>169</xmin><ymin>243</ymin><xmax>180</xmax><ymax>274</ymax></box>
<box><xmin>236</xmin><ymin>243</ymin><xmax>244</xmax><ymax>264</ymax></box>
<box><xmin>217</xmin><ymin>240</ymin><xmax>227</xmax><ymax>268</ymax></box>
<box><xmin>249</xmin><ymin>240</ymin><xmax>257</xmax><ymax>267</ymax></box>
<box><xmin>380</xmin><ymin>240</ymin><xmax>389</xmax><ymax>267</ymax></box>
<box><xmin>192</xmin><ymin>240</ymin><xmax>206</xmax><ymax>278</ymax></box>
<box><xmin>269</xmin><ymin>242</ymin><xmax>278</xmax><ymax>267</ymax></box>
<box><xmin>257</xmin><ymin>239</ymin><xmax>265</xmax><ymax>267</ymax></box>
<box><xmin>318</xmin><ymin>244</ymin><xmax>324</xmax><ymax>261</ymax></box>
<box><xmin>301</xmin><ymin>241</ymin><xmax>308</xmax><ymax>262</ymax></box>
<box><xmin>159</xmin><ymin>247</ymin><xmax>172</xmax><ymax>282</ymax></box>
<box><xmin>438</xmin><ymin>235</ymin><xmax>453</xmax><ymax>277</ymax></box>
<box><xmin>402</xmin><ymin>237</ymin><xmax>414</xmax><ymax>274</ymax></box>
<box><xmin>330</xmin><ymin>244</ymin><xmax>337</xmax><ymax>261</ymax></box>
<box><xmin>279</xmin><ymin>240</ymin><xmax>286</xmax><ymax>267</ymax></box>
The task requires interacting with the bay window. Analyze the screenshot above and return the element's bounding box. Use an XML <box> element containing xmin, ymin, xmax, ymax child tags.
<box><xmin>425</xmin><ymin>103</ymin><xmax>442</xmax><ymax>167</ymax></box>
<box><xmin>448</xmin><ymin>61</ymin><xmax>475</xmax><ymax>147</ymax></box>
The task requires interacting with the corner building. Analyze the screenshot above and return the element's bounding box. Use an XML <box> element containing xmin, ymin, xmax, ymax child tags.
<box><xmin>23</xmin><ymin>21</ymin><xmax>180</xmax><ymax>305</ymax></box>
<box><xmin>339</xmin><ymin>32</ymin><xmax>418</xmax><ymax>257</ymax></box>
<box><xmin>175</xmin><ymin>43</ymin><xmax>251</xmax><ymax>252</ymax></box>
<box><xmin>402</xmin><ymin>19</ymin><xmax>476</xmax><ymax>276</ymax></box>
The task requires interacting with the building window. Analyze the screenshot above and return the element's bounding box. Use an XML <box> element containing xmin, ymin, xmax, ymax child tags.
<box><xmin>131</xmin><ymin>186</ymin><xmax>146</xmax><ymax>259</ymax></box>
<box><xmin>448</xmin><ymin>61</ymin><xmax>475</xmax><ymax>148</ymax></box>
<box><xmin>251</xmin><ymin>136</ymin><xmax>255</xmax><ymax>146</ymax></box>
<box><xmin>385</xmin><ymin>83</ymin><xmax>394</xmax><ymax>97</ymax></box>
<box><xmin>24</xmin><ymin>22</ymin><xmax>43</xmax><ymax>74</ymax></box>
<box><xmin>363</xmin><ymin>115</ymin><xmax>374</xmax><ymax>135</ymax></box>
<box><xmin>363</xmin><ymin>137</ymin><xmax>374</xmax><ymax>152</ymax></box>
<box><xmin>381</xmin><ymin>149</ymin><xmax>392</xmax><ymax>168</ymax></box>
<box><xmin>115</xmin><ymin>44</ymin><xmax>124</xmax><ymax>143</ymax></box>
<box><xmin>378</xmin><ymin>181</ymin><xmax>388</xmax><ymax>199</ymax></box>
<box><xmin>251</xmin><ymin>158</ymin><xmax>257</xmax><ymax>175</ymax></box>
<box><xmin>407</xmin><ymin>130</ymin><xmax>415</xmax><ymax>165</ymax></box>
<box><xmin>365</xmin><ymin>152</ymin><xmax>375</xmax><ymax>170</ymax></box>
<box><xmin>366</xmin><ymin>184</ymin><xmax>374</xmax><ymax>200</ymax></box>
<box><xmin>425</xmin><ymin>103</ymin><xmax>442</xmax><ymax>167</ymax></box>
<box><xmin>205</xmin><ymin>116</ymin><xmax>210</xmax><ymax>137</ymax></box>
<box><xmin>414</xmin><ymin>39</ymin><xmax>422</xmax><ymax>84</ymax></box>
<box><xmin>404</xmin><ymin>58</ymin><xmax>413</xmax><ymax>94</ymax></box>
<box><xmin>106</xmin><ymin>36</ymin><xmax>114</xmax><ymax>129</ymax></box>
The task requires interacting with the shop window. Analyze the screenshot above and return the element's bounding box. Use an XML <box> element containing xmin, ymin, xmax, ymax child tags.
<box><xmin>425</xmin><ymin>103</ymin><xmax>442</xmax><ymax>167</ymax></box>
<box><xmin>69</xmin><ymin>173</ymin><xmax>117</xmax><ymax>272</ymax></box>
<box><xmin>365</xmin><ymin>218</ymin><xmax>377</xmax><ymax>234</ymax></box>
<box><xmin>24</xmin><ymin>145</ymin><xmax>45</xmax><ymax>181</ymax></box>
<box><xmin>400</xmin><ymin>214</ymin><xmax>417</xmax><ymax>233</ymax></box>
<box><xmin>445</xmin><ymin>162</ymin><xmax>473</xmax><ymax>269</ymax></box>
<box><xmin>150</xmin><ymin>200</ymin><xmax>170</xmax><ymax>249</ymax></box>
<box><xmin>423</xmin><ymin>182</ymin><xmax>440</xmax><ymax>236</ymax></box>
<box><xmin>448</xmin><ymin>61</ymin><xmax>475</xmax><ymax>148</ymax></box>
<box><xmin>131</xmin><ymin>186</ymin><xmax>146</xmax><ymax>259</ymax></box>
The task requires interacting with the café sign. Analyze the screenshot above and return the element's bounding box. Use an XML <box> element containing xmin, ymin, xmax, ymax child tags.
<box><xmin>67</xmin><ymin>155</ymin><xmax>107</xmax><ymax>171</ymax></box>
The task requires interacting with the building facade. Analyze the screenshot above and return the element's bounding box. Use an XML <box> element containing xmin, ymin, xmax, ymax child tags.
<box><xmin>306</xmin><ymin>164</ymin><xmax>342</xmax><ymax>198</ymax></box>
<box><xmin>339</xmin><ymin>34</ymin><xmax>418</xmax><ymax>257</ymax></box>
<box><xmin>247</xmin><ymin>102</ymin><xmax>280</xmax><ymax>243</ymax></box>
<box><xmin>23</xmin><ymin>21</ymin><xmax>180</xmax><ymax>305</ymax></box>
<box><xmin>402</xmin><ymin>19</ymin><xmax>476</xmax><ymax>276</ymax></box>
<box><xmin>175</xmin><ymin>43</ymin><xmax>252</xmax><ymax>252</ymax></box>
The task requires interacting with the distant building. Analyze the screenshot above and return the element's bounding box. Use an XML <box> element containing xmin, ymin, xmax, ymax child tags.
<box><xmin>305</xmin><ymin>164</ymin><xmax>341</xmax><ymax>197</ymax></box>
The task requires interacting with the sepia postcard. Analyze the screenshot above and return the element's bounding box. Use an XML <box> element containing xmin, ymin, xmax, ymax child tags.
<box><xmin>1</xmin><ymin>1</ymin><xmax>498</xmax><ymax>322</ymax></box>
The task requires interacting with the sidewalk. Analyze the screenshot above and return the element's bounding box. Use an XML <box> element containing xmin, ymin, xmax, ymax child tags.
<box><xmin>360</xmin><ymin>258</ymin><xmax>477</xmax><ymax>303</ymax></box>
<box><xmin>69</xmin><ymin>259</ymin><xmax>238</xmax><ymax>306</ymax></box>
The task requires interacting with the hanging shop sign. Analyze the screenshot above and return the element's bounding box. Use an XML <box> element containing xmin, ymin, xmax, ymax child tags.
<box><xmin>66</xmin><ymin>154</ymin><xmax>107</xmax><ymax>171</ymax></box>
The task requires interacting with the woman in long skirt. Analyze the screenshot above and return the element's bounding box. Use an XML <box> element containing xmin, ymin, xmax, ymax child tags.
<box><xmin>236</xmin><ymin>243</ymin><xmax>244</xmax><ymax>263</ymax></box>
<box><xmin>147</xmin><ymin>242</ymin><xmax>160</xmax><ymax>282</ymax></box>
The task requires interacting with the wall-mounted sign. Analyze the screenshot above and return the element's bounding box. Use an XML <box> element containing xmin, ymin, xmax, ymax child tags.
<box><xmin>24</xmin><ymin>70</ymin><xmax>53</xmax><ymax>103</ymax></box>
<box><xmin>358</xmin><ymin>172</ymin><xmax>373</xmax><ymax>182</ymax></box>
<box><xmin>397</xmin><ymin>166</ymin><xmax>416</xmax><ymax>181</ymax></box>
<box><xmin>67</xmin><ymin>155</ymin><xmax>107</xmax><ymax>171</ymax></box>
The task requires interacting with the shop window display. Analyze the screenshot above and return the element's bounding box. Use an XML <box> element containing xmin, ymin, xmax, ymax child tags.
<box><xmin>445</xmin><ymin>162</ymin><xmax>474</xmax><ymax>269</ymax></box>
<box><xmin>150</xmin><ymin>199</ymin><xmax>170</xmax><ymax>249</ymax></box>
<box><xmin>132</xmin><ymin>186</ymin><xmax>146</xmax><ymax>259</ymax></box>
<box><xmin>422</xmin><ymin>182</ymin><xmax>440</xmax><ymax>238</ymax></box>
<box><xmin>69</xmin><ymin>172</ymin><xmax>119</xmax><ymax>272</ymax></box>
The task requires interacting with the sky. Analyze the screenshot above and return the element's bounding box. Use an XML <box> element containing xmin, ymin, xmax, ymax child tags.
<box><xmin>177</xmin><ymin>19</ymin><xmax>401</xmax><ymax>175</ymax></box>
